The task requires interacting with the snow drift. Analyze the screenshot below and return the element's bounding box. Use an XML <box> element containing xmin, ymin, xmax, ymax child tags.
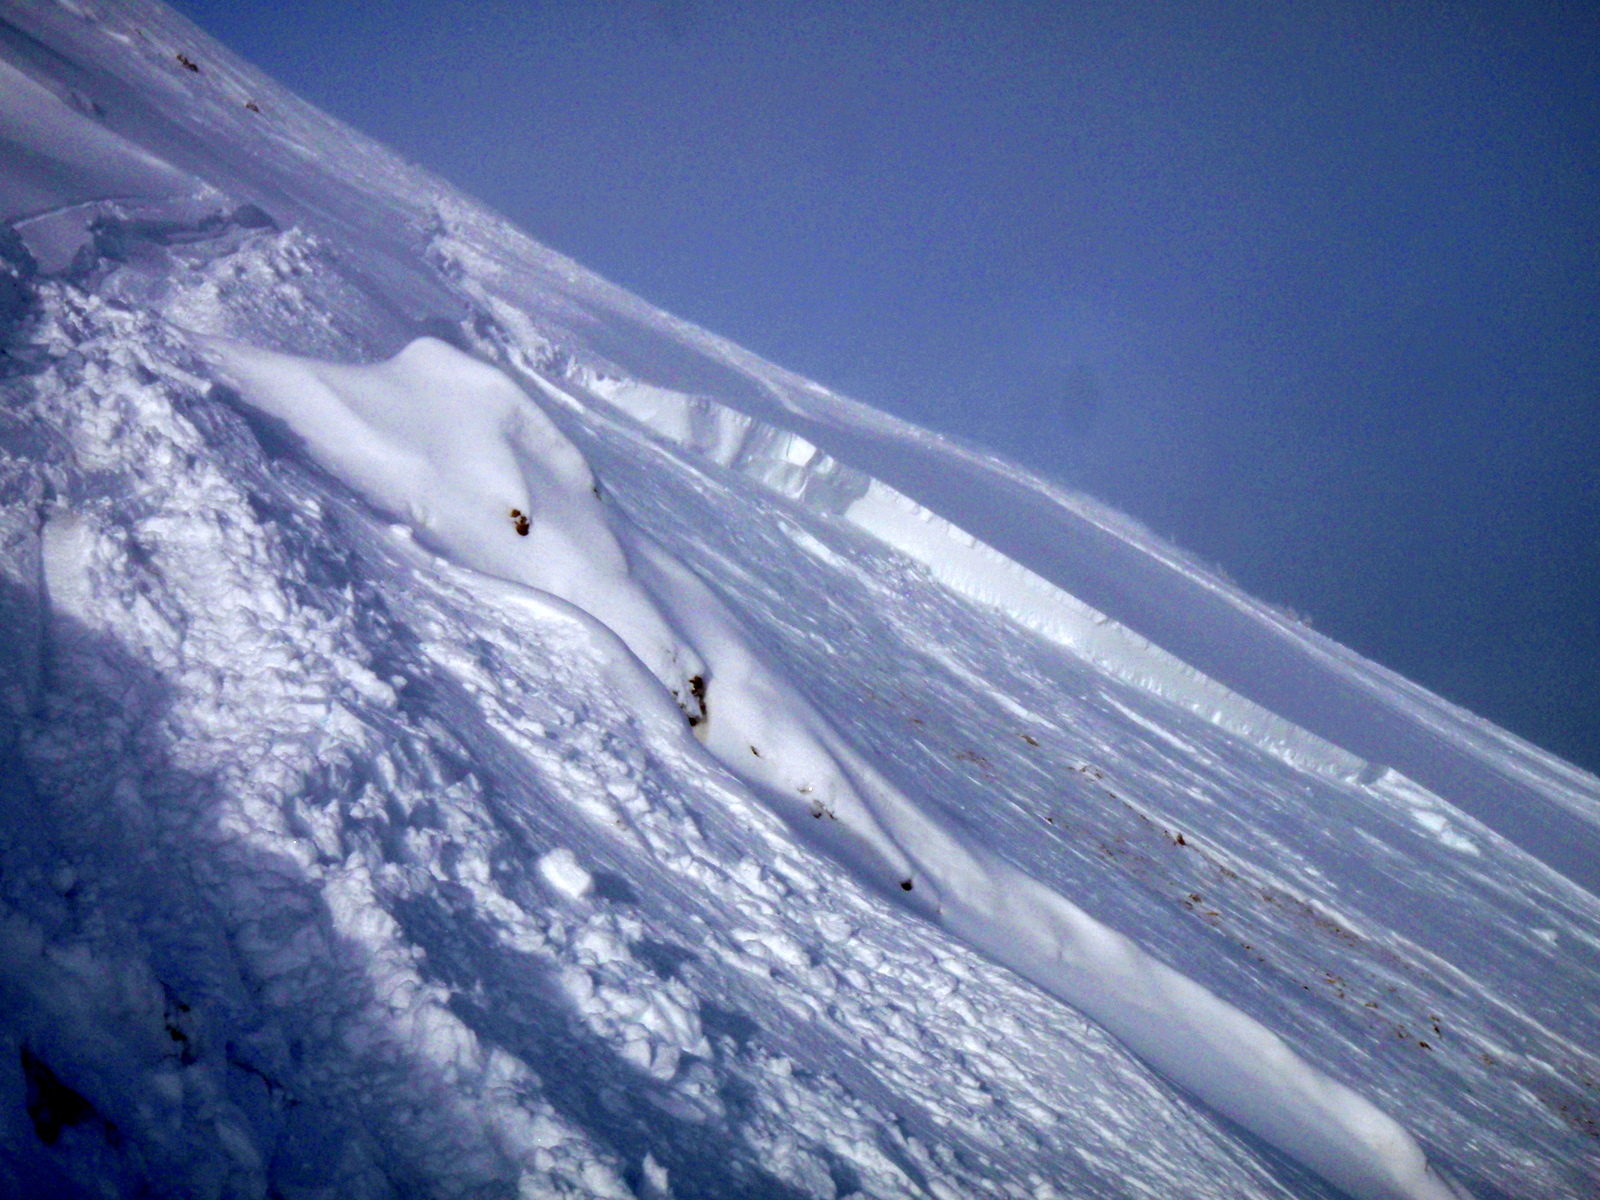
<box><xmin>0</xmin><ymin>3</ymin><xmax>1596</xmax><ymax>1200</ymax></box>
<box><xmin>213</xmin><ymin>335</ymin><xmax>1460</xmax><ymax>1200</ymax></box>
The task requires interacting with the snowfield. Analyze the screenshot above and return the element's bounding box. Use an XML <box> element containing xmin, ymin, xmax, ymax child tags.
<box><xmin>0</xmin><ymin>3</ymin><xmax>1597</xmax><ymax>1199</ymax></box>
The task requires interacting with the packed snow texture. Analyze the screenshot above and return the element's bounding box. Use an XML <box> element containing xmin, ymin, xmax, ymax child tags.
<box><xmin>0</xmin><ymin>3</ymin><xmax>1597</xmax><ymax>1200</ymax></box>
<box><xmin>203</xmin><ymin>337</ymin><xmax>707</xmax><ymax>726</ymax></box>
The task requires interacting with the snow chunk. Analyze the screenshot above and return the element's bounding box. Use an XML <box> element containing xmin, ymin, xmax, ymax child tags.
<box><xmin>40</xmin><ymin>507</ymin><xmax>96</xmax><ymax>623</ymax></box>
<box><xmin>640</xmin><ymin>1152</ymin><xmax>670</xmax><ymax>1196</ymax></box>
<box><xmin>539</xmin><ymin>848</ymin><xmax>594</xmax><ymax>900</ymax></box>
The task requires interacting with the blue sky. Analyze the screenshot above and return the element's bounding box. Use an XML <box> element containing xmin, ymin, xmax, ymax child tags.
<box><xmin>169</xmin><ymin>0</ymin><xmax>1600</xmax><ymax>773</ymax></box>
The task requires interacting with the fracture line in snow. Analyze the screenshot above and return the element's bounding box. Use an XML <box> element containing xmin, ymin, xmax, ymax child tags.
<box><xmin>565</xmin><ymin>373</ymin><xmax>1376</xmax><ymax>785</ymax></box>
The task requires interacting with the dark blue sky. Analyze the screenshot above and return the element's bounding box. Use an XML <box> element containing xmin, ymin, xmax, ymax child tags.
<box><xmin>169</xmin><ymin>0</ymin><xmax>1600</xmax><ymax>774</ymax></box>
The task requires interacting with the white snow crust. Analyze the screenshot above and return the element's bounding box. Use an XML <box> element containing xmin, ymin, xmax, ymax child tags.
<box><xmin>203</xmin><ymin>336</ymin><xmax>707</xmax><ymax>726</ymax></box>
<box><xmin>210</xmin><ymin>333</ymin><xmax>1460</xmax><ymax>1199</ymax></box>
<box><xmin>0</xmin><ymin>3</ymin><xmax>1596</xmax><ymax>1200</ymax></box>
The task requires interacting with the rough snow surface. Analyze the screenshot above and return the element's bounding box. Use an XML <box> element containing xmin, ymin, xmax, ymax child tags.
<box><xmin>0</xmin><ymin>3</ymin><xmax>1597</xmax><ymax>1200</ymax></box>
<box><xmin>216</xmin><ymin>334</ymin><xmax>1462</xmax><ymax>1198</ymax></box>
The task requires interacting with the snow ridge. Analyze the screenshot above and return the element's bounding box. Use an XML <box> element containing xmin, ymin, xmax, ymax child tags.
<box><xmin>579</xmin><ymin>375</ymin><xmax>1371</xmax><ymax>784</ymax></box>
<box><xmin>213</xmin><ymin>335</ymin><xmax>1461</xmax><ymax>1200</ymax></box>
<box><xmin>1</xmin><ymin>4</ymin><xmax>1596</xmax><ymax>1198</ymax></box>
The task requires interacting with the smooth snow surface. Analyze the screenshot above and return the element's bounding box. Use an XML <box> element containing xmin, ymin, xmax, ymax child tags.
<box><xmin>203</xmin><ymin>336</ymin><xmax>706</xmax><ymax>725</ymax></box>
<box><xmin>0</xmin><ymin>3</ymin><xmax>1597</xmax><ymax>1200</ymax></box>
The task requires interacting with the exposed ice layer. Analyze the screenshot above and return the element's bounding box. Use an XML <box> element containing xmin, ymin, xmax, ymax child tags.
<box><xmin>203</xmin><ymin>336</ymin><xmax>707</xmax><ymax>723</ymax></box>
<box><xmin>587</xmin><ymin>375</ymin><xmax>1369</xmax><ymax>783</ymax></box>
<box><xmin>582</xmin><ymin>375</ymin><xmax>872</xmax><ymax>515</ymax></box>
<box><xmin>845</xmin><ymin>484</ymin><xmax>1368</xmax><ymax>773</ymax></box>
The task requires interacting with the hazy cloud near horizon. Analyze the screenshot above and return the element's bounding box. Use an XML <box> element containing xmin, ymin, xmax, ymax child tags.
<box><xmin>168</xmin><ymin>0</ymin><xmax>1600</xmax><ymax>772</ymax></box>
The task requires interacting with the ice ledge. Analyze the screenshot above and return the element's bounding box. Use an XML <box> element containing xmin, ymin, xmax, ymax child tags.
<box><xmin>583</xmin><ymin>374</ymin><xmax>1372</xmax><ymax>785</ymax></box>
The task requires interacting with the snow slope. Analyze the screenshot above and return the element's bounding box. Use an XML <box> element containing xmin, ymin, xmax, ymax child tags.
<box><xmin>0</xmin><ymin>3</ymin><xmax>1596</xmax><ymax>1199</ymax></box>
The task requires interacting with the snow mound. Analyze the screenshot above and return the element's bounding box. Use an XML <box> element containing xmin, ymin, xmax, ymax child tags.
<box><xmin>2</xmin><ymin>3</ymin><xmax>1595</xmax><ymax>1197</ymax></box>
<box><xmin>204</xmin><ymin>335</ymin><xmax>708</xmax><ymax>725</ymax></box>
<box><xmin>208</xmin><ymin>336</ymin><xmax>1460</xmax><ymax>1200</ymax></box>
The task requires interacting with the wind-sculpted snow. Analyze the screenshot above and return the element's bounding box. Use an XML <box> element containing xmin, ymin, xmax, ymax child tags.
<box><xmin>1</xmin><ymin>2</ymin><xmax>1599</xmax><ymax>1199</ymax></box>
<box><xmin>581</xmin><ymin>375</ymin><xmax>1372</xmax><ymax>786</ymax></box>
<box><xmin>0</xmin><ymin>54</ymin><xmax>202</xmax><ymax>224</ymax></box>
<box><xmin>0</xmin><ymin>285</ymin><xmax>1303</xmax><ymax>1200</ymax></box>
<box><xmin>203</xmin><ymin>337</ymin><xmax>707</xmax><ymax>727</ymax></box>
<box><xmin>152</xmin><ymin>333</ymin><xmax>1456</xmax><ymax>1199</ymax></box>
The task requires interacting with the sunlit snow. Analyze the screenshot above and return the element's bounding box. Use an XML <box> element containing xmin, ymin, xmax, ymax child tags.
<box><xmin>0</xmin><ymin>3</ymin><xmax>1597</xmax><ymax>1200</ymax></box>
